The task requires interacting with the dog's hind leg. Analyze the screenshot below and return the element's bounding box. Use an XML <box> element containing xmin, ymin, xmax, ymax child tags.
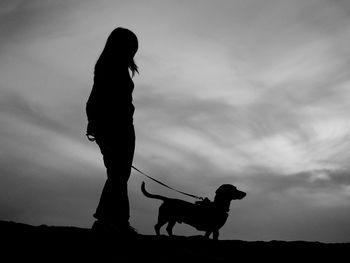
<box><xmin>154</xmin><ymin>205</ymin><xmax>169</xmax><ymax>235</ymax></box>
<box><xmin>155</xmin><ymin>215</ymin><xmax>169</xmax><ymax>235</ymax></box>
<box><xmin>204</xmin><ymin>231</ymin><xmax>212</xmax><ymax>239</ymax></box>
<box><xmin>166</xmin><ymin>220</ymin><xmax>176</xmax><ymax>236</ymax></box>
<box><xmin>154</xmin><ymin>219</ymin><xmax>167</xmax><ymax>236</ymax></box>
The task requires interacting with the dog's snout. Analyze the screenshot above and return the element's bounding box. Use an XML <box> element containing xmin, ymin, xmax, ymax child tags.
<box><xmin>233</xmin><ymin>190</ymin><xmax>246</xmax><ymax>200</ymax></box>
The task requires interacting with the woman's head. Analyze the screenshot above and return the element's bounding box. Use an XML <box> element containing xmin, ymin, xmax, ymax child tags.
<box><xmin>96</xmin><ymin>27</ymin><xmax>139</xmax><ymax>76</ymax></box>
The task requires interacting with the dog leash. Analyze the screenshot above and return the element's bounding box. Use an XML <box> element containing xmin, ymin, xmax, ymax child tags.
<box><xmin>132</xmin><ymin>165</ymin><xmax>204</xmax><ymax>200</ymax></box>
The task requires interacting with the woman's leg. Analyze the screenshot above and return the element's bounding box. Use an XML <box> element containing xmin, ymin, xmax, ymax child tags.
<box><xmin>93</xmin><ymin>126</ymin><xmax>135</xmax><ymax>227</ymax></box>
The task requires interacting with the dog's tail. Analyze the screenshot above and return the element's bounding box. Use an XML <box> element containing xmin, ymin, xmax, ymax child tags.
<box><xmin>141</xmin><ymin>182</ymin><xmax>168</xmax><ymax>201</ymax></box>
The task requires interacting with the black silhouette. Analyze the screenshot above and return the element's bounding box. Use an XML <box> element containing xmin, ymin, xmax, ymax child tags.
<box><xmin>141</xmin><ymin>182</ymin><xmax>246</xmax><ymax>240</ymax></box>
<box><xmin>2</xmin><ymin>220</ymin><xmax>348</xmax><ymax>262</ymax></box>
<box><xmin>86</xmin><ymin>27</ymin><xmax>139</xmax><ymax>235</ymax></box>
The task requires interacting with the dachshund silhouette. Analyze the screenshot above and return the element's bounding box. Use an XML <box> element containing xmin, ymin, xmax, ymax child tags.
<box><xmin>141</xmin><ymin>182</ymin><xmax>246</xmax><ymax>240</ymax></box>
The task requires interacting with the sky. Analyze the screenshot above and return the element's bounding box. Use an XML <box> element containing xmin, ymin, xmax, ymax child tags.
<box><xmin>1</xmin><ymin>0</ymin><xmax>350</xmax><ymax>242</ymax></box>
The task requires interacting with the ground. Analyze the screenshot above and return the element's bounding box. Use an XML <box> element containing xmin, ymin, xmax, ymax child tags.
<box><xmin>1</xmin><ymin>220</ymin><xmax>348</xmax><ymax>262</ymax></box>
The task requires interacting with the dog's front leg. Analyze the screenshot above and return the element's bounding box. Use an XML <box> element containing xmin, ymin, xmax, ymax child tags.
<box><xmin>213</xmin><ymin>230</ymin><xmax>219</xmax><ymax>240</ymax></box>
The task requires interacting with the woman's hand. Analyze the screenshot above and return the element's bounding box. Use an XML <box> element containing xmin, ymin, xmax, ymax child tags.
<box><xmin>86</xmin><ymin>122</ymin><xmax>96</xmax><ymax>142</ymax></box>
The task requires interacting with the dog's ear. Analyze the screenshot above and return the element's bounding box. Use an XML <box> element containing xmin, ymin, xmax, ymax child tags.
<box><xmin>216</xmin><ymin>184</ymin><xmax>236</xmax><ymax>194</ymax></box>
<box><xmin>215</xmin><ymin>184</ymin><xmax>238</xmax><ymax>199</ymax></box>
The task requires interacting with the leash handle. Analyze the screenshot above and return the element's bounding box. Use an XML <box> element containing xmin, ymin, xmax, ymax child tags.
<box><xmin>132</xmin><ymin>165</ymin><xmax>204</xmax><ymax>200</ymax></box>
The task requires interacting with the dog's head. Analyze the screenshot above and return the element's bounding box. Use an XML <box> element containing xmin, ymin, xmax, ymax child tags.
<box><xmin>215</xmin><ymin>184</ymin><xmax>246</xmax><ymax>201</ymax></box>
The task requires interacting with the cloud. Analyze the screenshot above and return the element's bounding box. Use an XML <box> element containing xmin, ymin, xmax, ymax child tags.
<box><xmin>0</xmin><ymin>89</ymin><xmax>102</xmax><ymax>227</ymax></box>
<box><xmin>135</xmin><ymin>77</ymin><xmax>350</xmax><ymax>178</ymax></box>
<box><xmin>0</xmin><ymin>0</ymin><xmax>21</xmax><ymax>15</ymax></box>
<box><xmin>0</xmin><ymin>0</ymin><xmax>84</xmax><ymax>45</ymax></box>
<box><xmin>287</xmin><ymin>185</ymin><xmax>350</xmax><ymax>207</ymax></box>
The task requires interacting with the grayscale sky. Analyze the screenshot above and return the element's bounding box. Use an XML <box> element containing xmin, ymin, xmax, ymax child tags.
<box><xmin>1</xmin><ymin>0</ymin><xmax>350</xmax><ymax>242</ymax></box>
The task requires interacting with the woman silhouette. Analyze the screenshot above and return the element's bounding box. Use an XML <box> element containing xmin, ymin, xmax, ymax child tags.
<box><xmin>86</xmin><ymin>27</ymin><xmax>138</xmax><ymax>235</ymax></box>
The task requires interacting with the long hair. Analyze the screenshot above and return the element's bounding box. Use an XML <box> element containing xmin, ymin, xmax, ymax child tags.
<box><xmin>95</xmin><ymin>27</ymin><xmax>139</xmax><ymax>77</ymax></box>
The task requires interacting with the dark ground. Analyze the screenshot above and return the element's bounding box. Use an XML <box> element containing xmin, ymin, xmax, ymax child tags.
<box><xmin>1</xmin><ymin>220</ymin><xmax>348</xmax><ymax>262</ymax></box>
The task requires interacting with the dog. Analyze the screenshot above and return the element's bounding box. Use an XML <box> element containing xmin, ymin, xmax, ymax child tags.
<box><xmin>141</xmin><ymin>182</ymin><xmax>246</xmax><ymax>240</ymax></box>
